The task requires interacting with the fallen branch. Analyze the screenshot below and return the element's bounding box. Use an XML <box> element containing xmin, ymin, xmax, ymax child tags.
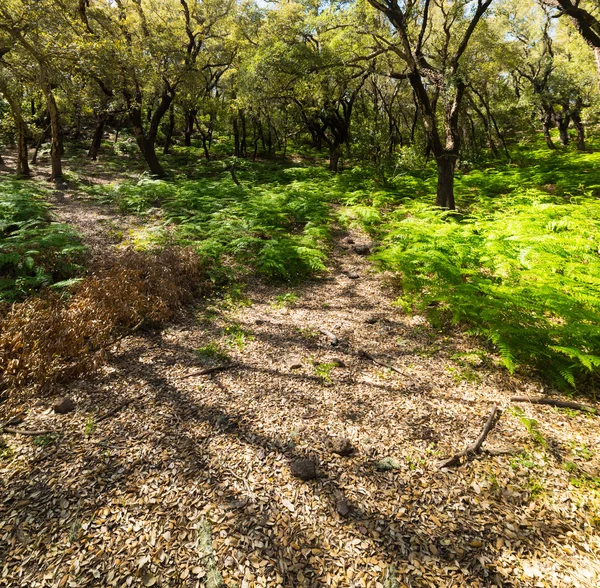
<box><xmin>2</xmin><ymin>427</ymin><xmax>53</xmax><ymax>436</ymax></box>
<box><xmin>318</xmin><ymin>327</ymin><xmax>339</xmax><ymax>346</ymax></box>
<box><xmin>95</xmin><ymin>399</ymin><xmax>133</xmax><ymax>423</ymax></box>
<box><xmin>438</xmin><ymin>405</ymin><xmax>500</xmax><ymax>468</ymax></box>
<box><xmin>359</xmin><ymin>350</ymin><xmax>402</xmax><ymax>375</ymax></box>
<box><xmin>511</xmin><ymin>396</ymin><xmax>598</xmax><ymax>415</ymax></box>
<box><xmin>181</xmin><ymin>365</ymin><xmax>232</xmax><ymax>379</ymax></box>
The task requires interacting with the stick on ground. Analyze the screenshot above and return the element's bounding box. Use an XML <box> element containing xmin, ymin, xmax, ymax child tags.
<box><xmin>359</xmin><ymin>350</ymin><xmax>403</xmax><ymax>375</ymax></box>
<box><xmin>95</xmin><ymin>399</ymin><xmax>134</xmax><ymax>423</ymax></box>
<box><xmin>438</xmin><ymin>405</ymin><xmax>500</xmax><ymax>468</ymax></box>
<box><xmin>511</xmin><ymin>397</ymin><xmax>598</xmax><ymax>415</ymax></box>
<box><xmin>1</xmin><ymin>427</ymin><xmax>54</xmax><ymax>436</ymax></box>
<box><xmin>181</xmin><ymin>365</ymin><xmax>233</xmax><ymax>379</ymax></box>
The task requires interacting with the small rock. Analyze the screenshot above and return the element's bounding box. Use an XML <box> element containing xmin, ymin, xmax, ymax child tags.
<box><xmin>287</xmin><ymin>358</ymin><xmax>303</xmax><ymax>370</ymax></box>
<box><xmin>255</xmin><ymin>319</ymin><xmax>265</xmax><ymax>325</ymax></box>
<box><xmin>345</xmin><ymin>237</ymin><xmax>355</xmax><ymax>245</ymax></box>
<box><xmin>290</xmin><ymin>458</ymin><xmax>317</xmax><ymax>481</ymax></box>
<box><xmin>352</xmin><ymin>244</ymin><xmax>371</xmax><ymax>255</ymax></box>
<box><xmin>331</xmin><ymin>358</ymin><xmax>345</xmax><ymax>367</ymax></box>
<box><xmin>330</xmin><ymin>437</ymin><xmax>355</xmax><ymax>457</ymax></box>
<box><xmin>53</xmin><ymin>397</ymin><xmax>75</xmax><ymax>415</ymax></box>
<box><xmin>336</xmin><ymin>498</ymin><xmax>350</xmax><ymax>518</ymax></box>
<box><xmin>365</xmin><ymin>316</ymin><xmax>379</xmax><ymax>325</ymax></box>
<box><xmin>348</xmin><ymin>272</ymin><xmax>359</xmax><ymax>280</ymax></box>
<box><xmin>375</xmin><ymin>457</ymin><xmax>401</xmax><ymax>471</ymax></box>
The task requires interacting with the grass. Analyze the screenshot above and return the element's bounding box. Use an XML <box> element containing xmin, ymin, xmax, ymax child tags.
<box><xmin>272</xmin><ymin>292</ymin><xmax>299</xmax><ymax>308</ymax></box>
<box><xmin>195</xmin><ymin>343</ymin><xmax>230</xmax><ymax>364</ymax></box>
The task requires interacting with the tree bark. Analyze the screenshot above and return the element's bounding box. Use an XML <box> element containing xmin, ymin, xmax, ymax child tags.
<box><xmin>0</xmin><ymin>80</ymin><xmax>31</xmax><ymax>177</ymax></box>
<box><xmin>184</xmin><ymin>108</ymin><xmax>196</xmax><ymax>146</ymax></box>
<box><xmin>571</xmin><ymin>111</ymin><xmax>586</xmax><ymax>150</ymax></box>
<box><xmin>542</xmin><ymin>113</ymin><xmax>555</xmax><ymax>150</ymax></box>
<box><xmin>163</xmin><ymin>105</ymin><xmax>175</xmax><ymax>155</ymax></box>
<box><xmin>44</xmin><ymin>86</ymin><xmax>63</xmax><ymax>181</ymax></box>
<box><xmin>88</xmin><ymin>115</ymin><xmax>105</xmax><ymax>161</ymax></box>
<box><xmin>435</xmin><ymin>155</ymin><xmax>456</xmax><ymax>210</ymax></box>
<box><xmin>329</xmin><ymin>143</ymin><xmax>341</xmax><ymax>173</ymax></box>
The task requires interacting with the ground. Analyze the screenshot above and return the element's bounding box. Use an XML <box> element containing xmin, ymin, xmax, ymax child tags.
<box><xmin>1</xmin><ymin>156</ymin><xmax>600</xmax><ymax>588</ymax></box>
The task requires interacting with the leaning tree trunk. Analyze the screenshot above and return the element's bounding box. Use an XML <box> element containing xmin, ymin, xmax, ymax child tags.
<box><xmin>435</xmin><ymin>155</ymin><xmax>457</xmax><ymax>210</ymax></box>
<box><xmin>130</xmin><ymin>107</ymin><xmax>167</xmax><ymax>177</ymax></box>
<box><xmin>44</xmin><ymin>87</ymin><xmax>63</xmax><ymax>181</ymax></box>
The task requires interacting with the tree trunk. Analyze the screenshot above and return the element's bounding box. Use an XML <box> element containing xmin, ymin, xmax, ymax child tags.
<box><xmin>184</xmin><ymin>108</ymin><xmax>196</xmax><ymax>146</ymax></box>
<box><xmin>16</xmin><ymin>122</ymin><xmax>30</xmax><ymax>177</ymax></box>
<box><xmin>130</xmin><ymin>107</ymin><xmax>166</xmax><ymax>177</ymax></box>
<box><xmin>542</xmin><ymin>116</ymin><xmax>555</xmax><ymax>150</ymax></box>
<box><xmin>435</xmin><ymin>155</ymin><xmax>456</xmax><ymax>210</ymax></box>
<box><xmin>555</xmin><ymin>112</ymin><xmax>570</xmax><ymax>146</ymax></box>
<box><xmin>571</xmin><ymin>111</ymin><xmax>585</xmax><ymax>151</ymax></box>
<box><xmin>329</xmin><ymin>143</ymin><xmax>341</xmax><ymax>173</ymax></box>
<box><xmin>44</xmin><ymin>87</ymin><xmax>63</xmax><ymax>181</ymax></box>
<box><xmin>0</xmin><ymin>80</ymin><xmax>31</xmax><ymax>177</ymax></box>
<box><xmin>88</xmin><ymin>116</ymin><xmax>105</xmax><ymax>160</ymax></box>
<box><xmin>233</xmin><ymin>117</ymin><xmax>241</xmax><ymax>157</ymax></box>
<box><xmin>163</xmin><ymin>105</ymin><xmax>175</xmax><ymax>155</ymax></box>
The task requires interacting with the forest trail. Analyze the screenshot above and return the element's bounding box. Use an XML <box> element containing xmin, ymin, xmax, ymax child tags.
<box><xmin>2</xmin><ymin>190</ymin><xmax>600</xmax><ymax>587</ymax></box>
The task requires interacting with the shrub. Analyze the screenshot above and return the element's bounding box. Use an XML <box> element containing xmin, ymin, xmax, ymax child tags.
<box><xmin>0</xmin><ymin>180</ymin><xmax>86</xmax><ymax>301</ymax></box>
<box><xmin>0</xmin><ymin>247</ymin><xmax>207</xmax><ymax>398</ymax></box>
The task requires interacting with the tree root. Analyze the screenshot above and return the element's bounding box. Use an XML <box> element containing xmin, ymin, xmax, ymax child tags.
<box><xmin>437</xmin><ymin>405</ymin><xmax>501</xmax><ymax>468</ymax></box>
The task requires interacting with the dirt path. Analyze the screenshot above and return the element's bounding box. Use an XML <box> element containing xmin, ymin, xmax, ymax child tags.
<box><xmin>1</xmin><ymin>192</ymin><xmax>600</xmax><ymax>587</ymax></box>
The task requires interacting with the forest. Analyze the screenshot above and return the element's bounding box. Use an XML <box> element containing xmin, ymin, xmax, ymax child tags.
<box><xmin>1</xmin><ymin>0</ymin><xmax>600</xmax><ymax>586</ymax></box>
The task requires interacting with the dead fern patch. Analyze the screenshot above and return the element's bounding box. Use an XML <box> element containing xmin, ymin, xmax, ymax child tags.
<box><xmin>0</xmin><ymin>247</ymin><xmax>207</xmax><ymax>399</ymax></box>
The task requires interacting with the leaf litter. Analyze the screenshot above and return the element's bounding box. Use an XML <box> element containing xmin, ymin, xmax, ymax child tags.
<box><xmin>1</xmin><ymin>213</ymin><xmax>600</xmax><ymax>587</ymax></box>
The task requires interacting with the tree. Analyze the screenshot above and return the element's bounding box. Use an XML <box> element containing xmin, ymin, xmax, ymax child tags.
<box><xmin>366</xmin><ymin>0</ymin><xmax>494</xmax><ymax>209</ymax></box>
<box><xmin>543</xmin><ymin>0</ymin><xmax>600</xmax><ymax>79</ymax></box>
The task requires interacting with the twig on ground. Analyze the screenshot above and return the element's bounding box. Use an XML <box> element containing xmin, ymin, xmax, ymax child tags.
<box><xmin>318</xmin><ymin>327</ymin><xmax>339</xmax><ymax>345</ymax></box>
<box><xmin>359</xmin><ymin>349</ymin><xmax>403</xmax><ymax>374</ymax></box>
<box><xmin>95</xmin><ymin>399</ymin><xmax>134</xmax><ymax>423</ymax></box>
<box><xmin>437</xmin><ymin>405</ymin><xmax>501</xmax><ymax>468</ymax></box>
<box><xmin>2</xmin><ymin>427</ymin><xmax>54</xmax><ymax>436</ymax></box>
<box><xmin>511</xmin><ymin>396</ymin><xmax>598</xmax><ymax>415</ymax></box>
<box><xmin>181</xmin><ymin>365</ymin><xmax>233</xmax><ymax>379</ymax></box>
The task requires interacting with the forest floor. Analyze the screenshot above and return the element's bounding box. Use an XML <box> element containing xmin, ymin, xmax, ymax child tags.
<box><xmin>1</xmin><ymin>155</ymin><xmax>600</xmax><ymax>588</ymax></box>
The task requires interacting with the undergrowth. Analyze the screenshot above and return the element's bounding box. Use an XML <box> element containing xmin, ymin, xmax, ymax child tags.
<box><xmin>343</xmin><ymin>145</ymin><xmax>600</xmax><ymax>390</ymax></box>
<box><xmin>91</xmin><ymin>162</ymin><xmax>335</xmax><ymax>282</ymax></box>
<box><xmin>0</xmin><ymin>179</ymin><xmax>86</xmax><ymax>301</ymax></box>
<box><xmin>0</xmin><ymin>247</ymin><xmax>206</xmax><ymax>398</ymax></box>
